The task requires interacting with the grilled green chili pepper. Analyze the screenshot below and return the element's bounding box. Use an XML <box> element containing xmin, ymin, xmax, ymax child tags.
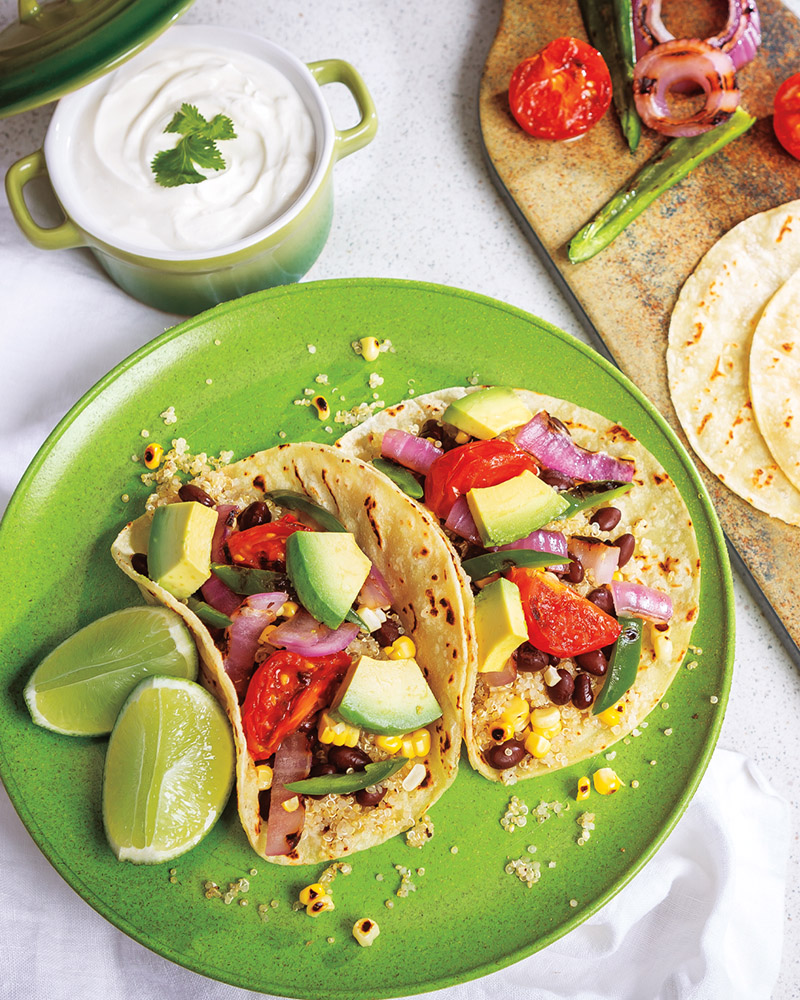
<box><xmin>285</xmin><ymin>758</ymin><xmax>407</xmax><ymax>795</ymax></box>
<box><xmin>187</xmin><ymin>597</ymin><xmax>233</xmax><ymax>629</ymax></box>
<box><xmin>211</xmin><ymin>563</ymin><xmax>289</xmax><ymax>595</ymax></box>
<box><xmin>568</xmin><ymin>107</ymin><xmax>756</xmax><ymax>263</ymax></box>
<box><xmin>555</xmin><ymin>481</ymin><xmax>634</xmax><ymax>520</ymax></box>
<box><xmin>371</xmin><ymin>458</ymin><xmax>424</xmax><ymax>500</ymax></box>
<box><xmin>592</xmin><ymin>615</ymin><xmax>643</xmax><ymax>714</ymax></box>
<box><xmin>267</xmin><ymin>490</ymin><xmax>346</xmax><ymax>532</ymax></box>
<box><xmin>462</xmin><ymin>549</ymin><xmax>570</xmax><ymax>581</ymax></box>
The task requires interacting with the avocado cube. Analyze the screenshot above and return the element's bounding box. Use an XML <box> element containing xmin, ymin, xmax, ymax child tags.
<box><xmin>334</xmin><ymin>655</ymin><xmax>442</xmax><ymax>735</ymax></box>
<box><xmin>147</xmin><ymin>501</ymin><xmax>218</xmax><ymax>600</ymax></box>
<box><xmin>466</xmin><ymin>470</ymin><xmax>570</xmax><ymax>546</ymax></box>
<box><xmin>286</xmin><ymin>531</ymin><xmax>372</xmax><ymax>630</ymax></box>
<box><xmin>474</xmin><ymin>578</ymin><xmax>528</xmax><ymax>674</ymax></box>
<box><xmin>442</xmin><ymin>387</ymin><xmax>533</xmax><ymax>440</ymax></box>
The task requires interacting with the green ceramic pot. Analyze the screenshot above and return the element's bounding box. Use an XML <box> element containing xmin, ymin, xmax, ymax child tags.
<box><xmin>4</xmin><ymin>26</ymin><xmax>377</xmax><ymax>315</ymax></box>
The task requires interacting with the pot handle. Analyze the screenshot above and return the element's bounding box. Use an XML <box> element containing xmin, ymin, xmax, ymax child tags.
<box><xmin>307</xmin><ymin>59</ymin><xmax>378</xmax><ymax>161</ymax></box>
<box><xmin>5</xmin><ymin>150</ymin><xmax>85</xmax><ymax>251</ymax></box>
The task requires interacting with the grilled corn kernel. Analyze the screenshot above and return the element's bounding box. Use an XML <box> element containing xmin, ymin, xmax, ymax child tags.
<box><xmin>454</xmin><ymin>431</ymin><xmax>470</xmax><ymax>445</ymax></box>
<box><xmin>612</xmin><ymin>570</ymin><xmax>624</xmax><ymax>581</ymax></box>
<box><xmin>401</xmin><ymin>728</ymin><xmax>430</xmax><ymax>758</ymax></box>
<box><xmin>359</xmin><ymin>336</ymin><xmax>381</xmax><ymax>362</ymax></box>
<box><xmin>353</xmin><ymin>917</ymin><xmax>380</xmax><ymax>945</ymax></box>
<box><xmin>307</xmin><ymin>895</ymin><xmax>335</xmax><ymax>917</ymax></box>
<box><xmin>299</xmin><ymin>883</ymin><xmax>326</xmax><ymax>905</ymax></box>
<box><xmin>597</xmin><ymin>700</ymin><xmax>626</xmax><ymax>727</ymax></box>
<box><xmin>593</xmin><ymin>767</ymin><xmax>624</xmax><ymax>795</ymax></box>
<box><xmin>524</xmin><ymin>731</ymin><xmax>551</xmax><ymax>759</ymax></box>
<box><xmin>576</xmin><ymin>776</ymin><xmax>591</xmax><ymax>801</ymax></box>
<box><xmin>282</xmin><ymin>795</ymin><xmax>301</xmax><ymax>813</ymax></box>
<box><xmin>255</xmin><ymin>764</ymin><xmax>273</xmax><ymax>791</ymax></box>
<box><xmin>651</xmin><ymin>624</ymin><xmax>673</xmax><ymax>662</ymax></box>
<box><xmin>280</xmin><ymin>601</ymin><xmax>299</xmax><ymax>619</ymax></box>
<box><xmin>500</xmin><ymin>695</ymin><xmax>529</xmax><ymax>729</ymax></box>
<box><xmin>318</xmin><ymin>710</ymin><xmax>360</xmax><ymax>747</ymax></box>
<box><xmin>387</xmin><ymin>636</ymin><xmax>416</xmax><ymax>659</ymax></box>
<box><xmin>529</xmin><ymin>706</ymin><xmax>561</xmax><ymax>731</ymax></box>
<box><xmin>311</xmin><ymin>395</ymin><xmax>330</xmax><ymax>420</ymax></box>
<box><xmin>375</xmin><ymin>734</ymin><xmax>403</xmax><ymax>754</ymax></box>
<box><xmin>143</xmin><ymin>443</ymin><xmax>163</xmax><ymax>469</ymax></box>
<box><xmin>259</xmin><ymin>624</ymin><xmax>277</xmax><ymax>642</ymax></box>
<box><xmin>490</xmin><ymin>720</ymin><xmax>516</xmax><ymax>743</ymax></box>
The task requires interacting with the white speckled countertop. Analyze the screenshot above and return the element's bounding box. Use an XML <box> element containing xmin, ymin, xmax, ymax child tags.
<box><xmin>1</xmin><ymin>1</ymin><xmax>798</xmax><ymax>997</ymax></box>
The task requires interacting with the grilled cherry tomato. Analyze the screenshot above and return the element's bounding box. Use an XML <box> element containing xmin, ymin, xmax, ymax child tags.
<box><xmin>509</xmin><ymin>36</ymin><xmax>613</xmax><ymax>141</ymax></box>
<box><xmin>242</xmin><ymin>649</ymin><xmax>350</xmax><ymax>760</ymax></box>
<box><xmin>774</xmin><ymin>73</ymin><xmax>800</xmax><ymax>159</ymax></box>
<box><xmin>227</xmin><ymin>514</ymin><xmax>311</xmax><ymax>567</ymax></box>
<box><xmin>424</xmin><ymin>439</ymin><xmax>539</xmax><ymax>520</ymax></box>
<box><xmin>507</xmin><ymin>566</ymin><xmax>621</xmax><ymax>658</ymax></box>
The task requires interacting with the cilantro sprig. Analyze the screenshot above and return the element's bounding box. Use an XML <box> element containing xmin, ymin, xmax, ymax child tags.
<box><xmin>151</xmin><ymin>103</ymin><xmax>237</xmax><ymax>188</ymax></box>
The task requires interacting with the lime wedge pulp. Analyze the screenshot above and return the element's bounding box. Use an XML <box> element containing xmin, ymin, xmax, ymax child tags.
<box><xmin>24</xmin><ymin>605</ymin><xmax>199</xmax><ymax>736</ymax></box>
<box><xmin>102</xmin><ymin>676</ymin><xmax>235</xmax><ymax>864</ymax></box>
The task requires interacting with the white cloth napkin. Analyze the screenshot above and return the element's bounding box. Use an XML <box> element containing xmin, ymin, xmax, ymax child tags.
<box><xmin>0</xmin><ymin>748</ymin><xmax>788</xmax><ymax>1000</ymax></box>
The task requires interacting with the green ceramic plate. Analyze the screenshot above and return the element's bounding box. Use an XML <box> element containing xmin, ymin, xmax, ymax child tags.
<box><xmin>0</xmin><ymin>0</ymin><xmax>194</xmax><ymax>118</ymax></box>
<box><xmin>0</xmin><ymin>279</ymin><xmax>733</xmax><ymax>997</ymax></box>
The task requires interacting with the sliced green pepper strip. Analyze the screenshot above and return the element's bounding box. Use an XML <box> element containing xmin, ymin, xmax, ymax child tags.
<box><xmin>592</xmin><ymin>615</ymin><xmax>643</xmax><ymax>714</ymax></box>
<box><xmin>187</xmin><ymin>597</ymin><xmax>233</xmax><ymax>629</ymax></box>
<box><xmin>285</xmin><ymin>758</ymin><xmax>407</xmax><ymax>795</ymax></box>
<box><xmin>568</xmin><ymin>107</ymin><xmax>756</xmax><ymax>263</ymax></box>
<box><xmin>371</xmin><ymin>458</ymin><xmax>424</xmax><ymax>500</ymax></box>
<box><xmin>345</xmin><ymin>607</ymin><xmax>369</xmax><ymax>630</ymax></box>
<box><xmin>462</xmin><ymin>549</ymin><xmax>570</xmax><ymax>581</ymax></box>
<box><xmin>211</xmin><ymin>563</ymin><xmax>289</xmax><ymax>595</ymax></box>
<box><xmin>267</xmin><ymin>490</ymin><xmax>347</xmax><ymax>532</ymax></box>
<box><xmin>578</xmin><ymin>0</ymin><xmax>641</xmax><ymax>152</ymax></box>
<box><xmin>555</xmin><ymin>482</ymin><xmax>634</xmax><ymax>520</ymax></box>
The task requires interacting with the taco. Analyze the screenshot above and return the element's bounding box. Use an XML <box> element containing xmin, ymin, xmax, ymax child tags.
<box><xmin>111</xmin><ymin>442</ymin><xmax>467</xmax><ymax>863</ymax></box>
<box><xmin>338</xmin><ymin>386</ymin><xmax>701</xmax><ymax>783</ymax></box>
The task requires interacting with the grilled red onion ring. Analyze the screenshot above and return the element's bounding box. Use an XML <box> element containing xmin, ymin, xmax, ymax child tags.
<box><xmin>633</xmin><ymin>39</ymin><xmax>740</xmax><ymax>137</ymax></box>
<box><xmin>633</xmin><ymin>0</ymin><xmax>761</xmax><ymax>71</ymax></box>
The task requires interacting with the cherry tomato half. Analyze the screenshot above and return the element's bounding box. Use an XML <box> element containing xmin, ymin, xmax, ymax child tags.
<box><xmin>227</xmin><ymin>514</ymin><xmax>311</xmax><ymax>568</ymax></box>
<box><xmin>424</xmin><ymin>439</ymin><xmax>539</xmax><ymax>520</ymax></box>
<box><xmin>242</xmin><ymin>649</ymin><xmax>351</xmax><ymax>760</ymax></box>
<box><xmin>774</xmin><ymin>73</ymin><xmax>800</xmax><ymax>159</ymax></box>
<box><xmin>509</xmin><ymin>36</ymin><xmax>613</xmax><ymax>141</ymax></box>
<box><xmin>507</xmin><ymin>567</ymin><xmax>621</xmax><ymax>658</ymax></box>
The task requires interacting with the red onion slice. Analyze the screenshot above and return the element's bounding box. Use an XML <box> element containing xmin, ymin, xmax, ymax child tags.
<box><xmin>569</xmin><ymin>537</ymin><xmax>621</xmax><ymax>586</ymax></box>
<box><xmin>358</xmin><ymin>564</ymin><xmax>393</xmax><ymax>609</ymax></box>
<box><xmin>200</xmin><ymin>572</ymin><xmax>241</xmax><ymax>616</ymax></box>
<box><xmin>223</xmin><ymin>592</ymin><xmax>288</xmax><ymax>698</ymax></box>
<box><xmin>267</xmin><ymin>610</ymin><xmax>360</xmax><ymax>657</ymax></box>
<box><xmin>264</xmin><ymin>732</ymin><xmax>311</xmax><ymax>856</ymax></box>
<box><xmin>381</xmin><ymin>429</ymin><xmax>442</xmax><ymax>474</ymax></box>
<box><xmin>211</xmin><ymin>504</ymin><xmax>238</xmax><ymax>563</ymax></box>
<box><xmin>445</xmin><ymin>494</ymin><xmax>482</xmax><ymax>544</ymax></box>
<box><xmin>516</xmin><ymin>412</ymin><xmax>635</xmax><ymax>484</ymax></box>
<box><xmin>498</xmin><ymin>529</ymin><xmax>568</xmax><ymax>558</ymax></box>
<box><xmin>633</xmin><ymin>0</ymin><xmax>761</xmax><ymax>71</ymax></box>
<box><xmin>610</xmin><ymin>580</ymin><xmax>673</xmax><ymax>622</ymax></box>
<box><xmin>480</xmin><ymin>660</ymin><xmax>518</xmax><ymax>687</ymax></box>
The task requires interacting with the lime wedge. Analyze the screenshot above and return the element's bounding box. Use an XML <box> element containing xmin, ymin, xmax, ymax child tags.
<box><xmin>24</xmin><ymin>606</ymin><xmax>198</xmax><ymax>737</ymax></box>
<box><xmin>102</xmin><ymin>676</ymin><xmax>235</xmax><ymax>864</ymax></box>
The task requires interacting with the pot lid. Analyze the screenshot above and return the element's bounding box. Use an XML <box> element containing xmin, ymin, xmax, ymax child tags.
<box><xmin>0</xmin><ymin>0</ymin><xmax>195</xmax><ymax>118</ymax></box>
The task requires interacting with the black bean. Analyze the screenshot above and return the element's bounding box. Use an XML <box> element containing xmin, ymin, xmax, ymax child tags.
<box><xmin>587</xmin><ymin>586</ymin><xmax>615</xmax><ymax>615</ymax></box>
<box><xmin>574</xmin><ymin>649</ymin><xmax>608</xmax><ymax>676</ymax></box>
<box><xmin>419</xmin><ymin>419</ymin><xmax>460</xmax><ymax>451</ymax></box>
<box><xmin>572</xmin><ymin>674</ymin><xmax>594</xmax><ymax>710</ymax></box>
<box><xmin>484</xmin><ymin>740</ymin><xmax>526</xmax><ymax>770</ymax></box>
<box><xmin>178</xmin><ymin>483</ymin><xmax>215</xmax><ymax>507</ymax></box>
<box><xmin>131</xmin><ymin>552</ymin><xmax>149</xmax><ymax>577</ymax></box>
<box><xmin>514</xmin><ymin>643</ymin><xmax>549</xmax><ymax>672</ymax></box>
<box><xmin>546</xmin><ymin>668</ymin><xmax>575</xmax><ymax>705</ymax></box>
<box><xmin>356</xmin><ymin>785</ymin><xmax>387</xmax><ymax>807</ymax></box>
<box><xmin>374</xmin><ymin>619</ymin><xmax>402</xmax><ymax>647</ymax></box>
<box><xmin>537</xmin><ymin>468</ymin><xmax>575</xmax><ymax>491</ymax></box>
<box><xmin>548</xmin><ymin>653</ymin><xmax>561</xmax><ymax>666</ymax></box>
<box><xmin>328</xmin><ymin>745</ymin><xmax>372</xmax><ymax>772</ymax></box>
<box><xmin>590</xmin><ymin>506</ymin><xmax>622</xmax><ymax>531</ymax></box>
<box><xmin>566</xmin><ymin>557</ymin><xmax>584</xmax><ymax>584</ymax></box>
<box><xmin>614</xmin><ymin>532</ymin><xmax>636</xmax><ymax>567</ymax></box>
<box><xmin>238</xmin><ymin>500</ymin><xmax>271</xmax><ymax>531</ymax></box>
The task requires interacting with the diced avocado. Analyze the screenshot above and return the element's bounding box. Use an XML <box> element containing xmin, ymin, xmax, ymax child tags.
<box><xmin>442</xmin><ymin>387</ymin><xmax>533</xmax><ymax>440</ymax></box>
<box><xmin>333</xmin><ymin>655</ymin><xmax>442</xmax><ymax>735</ymax></box>
<box><xmin>286</xmin><ymin>531</ymin><xmax>371</xmax><ymax>629</ymax></box>
<box><xmin>474</xmin><ymin>578</ymin><xmax>529</xmax><ymax>673</ymax></box>
<box><xmin>147</xmin><ymin>501</ymin><xmax>218</xmax><ymax>600</ymax></box>
<box><xmin>466</xmin><ymin>470</ymin><xmax>570</xmax><ymax>546</ymax></box>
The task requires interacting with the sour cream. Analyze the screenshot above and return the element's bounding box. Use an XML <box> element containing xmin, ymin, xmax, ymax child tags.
<box><xmin>68</xmin><ymin>44</ymin><xmax>317</xmax><ymax>253</ymax></box>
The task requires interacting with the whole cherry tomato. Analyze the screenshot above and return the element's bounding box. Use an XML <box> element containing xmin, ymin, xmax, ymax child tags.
<box><xmin>227</xmin><ymin>514</ymin><xmax>311</xmax><ymax>567</ymax></box>
<box><xmin>242</xmin><ymin>649</ymin><xmax>351</xmax><ymax>760</ymax></box>
<box><xmin>507</xmin><ymin>567</ymin><xmax>621</xmax><ymax>658</ymax></box>
<box><xmin>774</xmin><ymin>73</ymin><xmax>800</xmax><ymax>159</ymax></box>
<box><xmin>424</xmin><ymin>439</ymin><xmax>539</xmax><ymax>520</ymax></box>
<box><xmin>509</xmin><ymin>36</ymin><xmax>613</xmax><ymax>141</ymax></box>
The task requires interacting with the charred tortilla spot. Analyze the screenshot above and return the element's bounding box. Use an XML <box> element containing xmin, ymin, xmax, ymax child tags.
<box><xmin>653</xmin><ymin>472</ymin><xmax>669</xmax><ymax>485</ymax></box>
<box><xmin>659</xmin><ymin>556</ymin><xmax>678</xmax><ymax>573</ymax></box>
<box><xmin>609</xmin><ymin>424</ymin><xmax>636</xmax><ymax>442</ymax></box>
<box><xmin>420</xmin><ymin>771</ymin><xmax>433</xmax><ymax>789</ymax></box>
<box><xmin>418</xmin><ymin>547</ymin><xmax>429</xmax><ymax>557</ymax></box>
<box><xmin>252</xmin><ymin>475</ymin><xmax>266</xmax><ymax>491</ymax></box>
<box><xmin>364</xmin><ymin>496</ymin><xmax>383</xmax><ymax>546</ymax></box>
<box><xmin>442</xmin><ymin>733</ymin><xmax>451</xmax><ymax>751</ymax></box>
<box><xmin>686</xmin><ymin>608</ymin><xmax>697</xmax><ymax>621</ymax></box>
<box><xmin>448</xmin><ymin>673</ymin><xmax>454</xmax><ymax>684</ymax></box>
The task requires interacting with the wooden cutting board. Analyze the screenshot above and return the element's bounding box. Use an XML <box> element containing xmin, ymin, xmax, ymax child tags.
<box><xmin>480</xmin><ymin>0</ymin><xmax>800</xmax><ymax>663</ymax></box>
